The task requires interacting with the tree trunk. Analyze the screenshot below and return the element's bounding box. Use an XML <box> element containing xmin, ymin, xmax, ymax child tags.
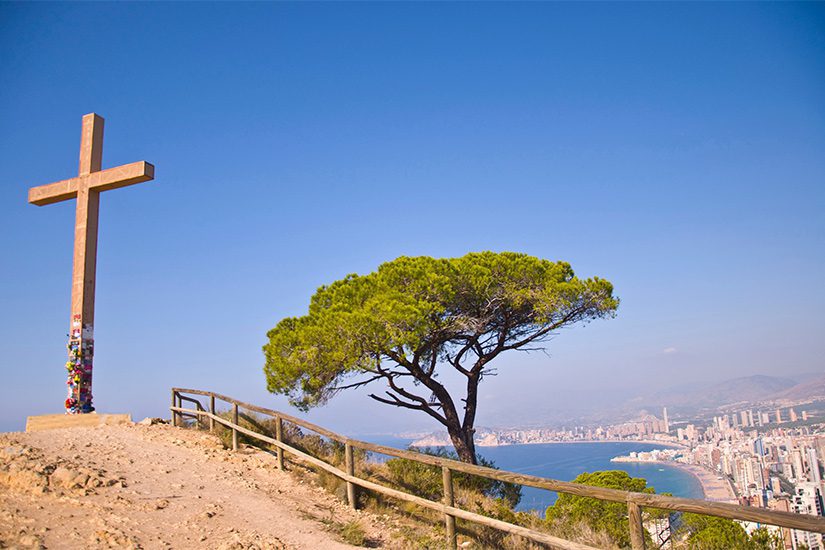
<box><xmin>448</xmin><ymin>426</ymin><xmax>478</xmax><ymax>465</ymax></box>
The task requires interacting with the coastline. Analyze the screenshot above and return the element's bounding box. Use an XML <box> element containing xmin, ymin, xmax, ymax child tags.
<box><xmin>675</xmin><ymin>462</ymin><xmax>738</xmax><ymax>503</ymax></box>
<box><xmin>411</xmin><ymin>438</ymin><xmax>686</xmax><ymax>450</ymax></box>
<box><xmin>508</xmin><ymin>439</ymin><xmax>686</xmax><ymax>449</ymax></box>
<box><xmin>406</xmin><ymin>438</ymin><xmax>738</xmax><ymax>502</ymax></box>
<box><xmin>614</xmin><ymin>459</ymin><xmax>738</xmax><ymax>503</ymax></box>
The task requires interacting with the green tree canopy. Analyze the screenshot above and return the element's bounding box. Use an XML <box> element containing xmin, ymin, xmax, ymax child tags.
<box><xmin>263</xmin><ymin>252</ymin><xmax>618</xmax><ymax>463</ymax></box>
<box><xmin>545</xmin><ymin>470</ymin><xmax>656</xmax><ymax>547</ymax></box>
<box><xmin>545</xmin><ymin>472</ymin><xmax>783</xmax><ymax>549</ymax></box>
<box><xmin>679</xmin><ymin>514</ymin><xmax>783</xmax><ymax>550</ymax></box>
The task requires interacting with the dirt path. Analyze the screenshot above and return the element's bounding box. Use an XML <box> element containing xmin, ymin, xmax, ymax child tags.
<box><xmin>0</xmin><ymin>422</ymin><xmax>391</xmax><ymax>549</ymax></box>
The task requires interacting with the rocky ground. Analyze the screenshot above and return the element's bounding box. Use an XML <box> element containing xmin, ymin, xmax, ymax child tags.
<box><xmin>0</xmin><ymin>421</ymin><xmax>394</xmax><ymax>549</ymax></box>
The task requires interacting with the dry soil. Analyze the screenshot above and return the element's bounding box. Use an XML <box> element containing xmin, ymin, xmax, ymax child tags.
<box><xmin>0</xmin><ymin>421</ymin><xmax>393</xmax><ymax>549</ymax></box>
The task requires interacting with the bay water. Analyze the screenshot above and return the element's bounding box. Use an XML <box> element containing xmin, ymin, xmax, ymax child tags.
<box><xmin>365</xmin><ymin>438</ymin><xmax>703</xmax><ymax>512</ymax></box>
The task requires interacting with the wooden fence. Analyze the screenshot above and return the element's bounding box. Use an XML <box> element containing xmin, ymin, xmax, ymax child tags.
<box><xmin>170</xmin><ymin>388</ymin><xmax>825</xmax><ymax>550</ymax></box>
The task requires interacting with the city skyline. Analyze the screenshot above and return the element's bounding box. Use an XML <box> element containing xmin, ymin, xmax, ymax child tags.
<box><xmin>406</xmin><ymin>397</ymin><xmax>825</xmax><ymax>545</ymax></box>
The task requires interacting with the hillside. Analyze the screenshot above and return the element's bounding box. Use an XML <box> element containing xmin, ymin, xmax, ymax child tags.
<box><xmin>0</xmin><ymin>422</ymin><xmax>391</xmax><ymax>549</ymax></box>
<box><xmin>639</xmin><ymin>374</ymin><xmax>799</xmax><ymax>410</ymax></box>
<box><xmin>775</xmin><ymin>373</ymin><xmax>825</xmax><ymax>401</ymax></box>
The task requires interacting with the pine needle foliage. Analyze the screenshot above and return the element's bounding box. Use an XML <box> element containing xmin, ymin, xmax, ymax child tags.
<box><xmin>264</xmin><ymin>252</ymin><xmax>618</xmax><ymax>462</ymax></box>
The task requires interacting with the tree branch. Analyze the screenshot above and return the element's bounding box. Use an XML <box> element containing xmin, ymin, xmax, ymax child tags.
<box><xmin>331</xmin><ymin>374</ymin><xmax>384</xmax><ymax>391</ymax></box>
<box><xmin>446</xmin><ymin>334</ymin><xmax>478</xmax><ymax>377</ymax></box>
<box><xmin>500</xmin><ymin>308</ymin><xmax>584</xmax><ymax>352</ymax></box>
<box><xmin>368</xmin><ymin>391</ymin><xmax>448</xmax><ymax>427</ymax></box>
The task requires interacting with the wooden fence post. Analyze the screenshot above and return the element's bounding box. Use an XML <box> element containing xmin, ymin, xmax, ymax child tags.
<box><xmin>275</xmin><ymin>416</ymin><xmax>284</xmax><ymax>470</ymax></box>
<box><xmin>196</xmin><ymin>401</ymin><xmax>204</xmax><ymax>430</ymax></box>
<box><xmin>170</xmin><ymin>389</ymin><xmax>178</xmax><ymax>427</ymax></box>
<box><xmin>627</xmin><ymin>500</ymin><xmax>645</xmax><ymax>550</ymax></box>
<box><xmin>232</xmin><ymin>403</ymin><xmax>239</xmax><ymax>451</ymax></box>
<box><xmin>442</xmin><ymin>466</ymin><xmax>457</xmax><ymax>550</ymax></box>
<box><xmin>345</xmin><ymin>442</ymin><xmax>357</xmax><ymax>509</ymax></box>
<box><xmin>209</xmin><ymin>394</ymin><xmax>215</xmax><ymax>432</ymax></box>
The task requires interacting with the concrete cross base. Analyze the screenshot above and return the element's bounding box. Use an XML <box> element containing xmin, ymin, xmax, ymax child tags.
<box><xmin>25</xmin><ymin>413</ymin><xmax>132</xmax><ymax>432</ymax></box>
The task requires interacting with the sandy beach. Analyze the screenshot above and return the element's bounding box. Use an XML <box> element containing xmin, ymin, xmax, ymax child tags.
<box><xmin>611</xmin><ymin>456</ymin><xmax>738</xmax><ymax>503</ymax></box>
<box><xmin>673</xmin><ymin>463</ymin><xmax>738</xmax><ymax>503</ymax></box>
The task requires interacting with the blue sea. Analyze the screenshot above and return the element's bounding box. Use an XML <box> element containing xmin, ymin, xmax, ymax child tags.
<box><xmin>364</xmin><ymin>437</ymin><xmax>704</xmax><ymax>512</ymax></box>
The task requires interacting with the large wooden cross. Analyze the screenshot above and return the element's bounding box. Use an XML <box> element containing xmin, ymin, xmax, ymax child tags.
<box><xmin>28</xmin><ymin>113</ymin><xmax>154</xmax><ymax>414</ymax></box>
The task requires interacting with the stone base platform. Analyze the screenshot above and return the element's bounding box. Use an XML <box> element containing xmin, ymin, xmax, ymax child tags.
<box><xmin>25</xmin><ymin>413</ymin><xmax>132</xmax><ymax>432</ymax></box>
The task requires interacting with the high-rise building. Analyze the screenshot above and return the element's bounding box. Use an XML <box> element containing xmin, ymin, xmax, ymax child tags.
<box><xmin>792</xmin><ymin>449</ymin><xmax>805</xmax><ymax>481</ymax></box>
<box><xmin>792</xmin><ymin>484</ymin><xmax>824</xmax><ymax>550</ymax></box>
<box><xmin>790</xmin><ymin>408</ymin><xmax>798</xmax><ymax>423</ymax></box>
<box><xmin>770</xmin><ymin>476</ymin><xmax>782</xmax><ymax>495</ymax></box>
<box><xmin>711</xmin><ymin>448</ymin><xmax>722</xmax><ymax>469</ymax></box>
<box><xmin>767</xmin><ymin>499</ymin><xmax>795</xmax><ymax>549</ymax></box>
<box><xmin>808</xmin><ymin>448</ymin><xmax>821</xmax><ymax>484</ymax></box>
<box><xmin>776</xmin><ymin>409</ymin><xmax>782</xmax><ymax>424</ymax></box>
<box><xmin>755</xmin><ymin>438</ymin><xmax>765</xmax><ymax>459</ymax></box>
<box><xmin>663</xmin><ymin>407</ymin><xmax>669</xmax><ymax>433</ymax></box>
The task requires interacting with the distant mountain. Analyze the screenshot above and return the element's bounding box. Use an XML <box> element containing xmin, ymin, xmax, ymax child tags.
<box><xmin>786</xmin><ymin>372</ymin><xmax>825</xmax><ymax>385</ymax></box>
<box><xmin>774</xmin><ymin>373</ymin><xmax>825</xmax><ymax>401</ymax></box>
<box><xmin>640</xmin><ymin>375</ymin><xmax>798</xmax><ymax>410</ymax></box>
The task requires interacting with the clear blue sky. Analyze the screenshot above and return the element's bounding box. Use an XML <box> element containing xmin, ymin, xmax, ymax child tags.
<box><xmin>2</xmin><ymin>2</ymin><xmax>823</xmax><ymax>434</ymax></box>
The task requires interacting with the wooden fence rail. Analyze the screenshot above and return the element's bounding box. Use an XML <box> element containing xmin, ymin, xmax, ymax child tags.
<box><xmin>170</xmin><ymin>388</ymin><xmax>825</xmax><ymax>550</ymax></box>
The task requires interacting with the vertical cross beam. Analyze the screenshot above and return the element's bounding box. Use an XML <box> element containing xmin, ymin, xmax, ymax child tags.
<box><xmin>68</xmin><ymin>114</ymin><xmax>105</xmax><ymax>414</ymax></box>
<box><xmin>28</xmin><ymin>113</ymin><xmax>154</xmax><ymax>414</ymax></box>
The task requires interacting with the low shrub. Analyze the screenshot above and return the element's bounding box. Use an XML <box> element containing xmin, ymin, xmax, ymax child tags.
<box><xmin>385</xmin><ymin>447</ymin><xmax>522</xmax><ymax>508</ymax></box>
<box><xmin>338</xmin><ymin>520</ymin><xmax>367</xmax><ymax>546</ymax></box>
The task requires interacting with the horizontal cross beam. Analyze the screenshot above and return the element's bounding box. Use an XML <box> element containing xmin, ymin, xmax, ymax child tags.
<box><xmin>28</xmin><ymin>161</ymin><xmax>154</xmax><ymax>206</ymax></box>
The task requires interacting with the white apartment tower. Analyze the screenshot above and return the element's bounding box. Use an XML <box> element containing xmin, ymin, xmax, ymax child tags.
<box><xmin>808</xmin><ymin>448</ymin><xmax>822</xmax><ymax>483</ymax></box>
<box><xmin>792</xmin><ymin>484</ymin><xmax>824</xmax><ymax>550</ymax></box>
